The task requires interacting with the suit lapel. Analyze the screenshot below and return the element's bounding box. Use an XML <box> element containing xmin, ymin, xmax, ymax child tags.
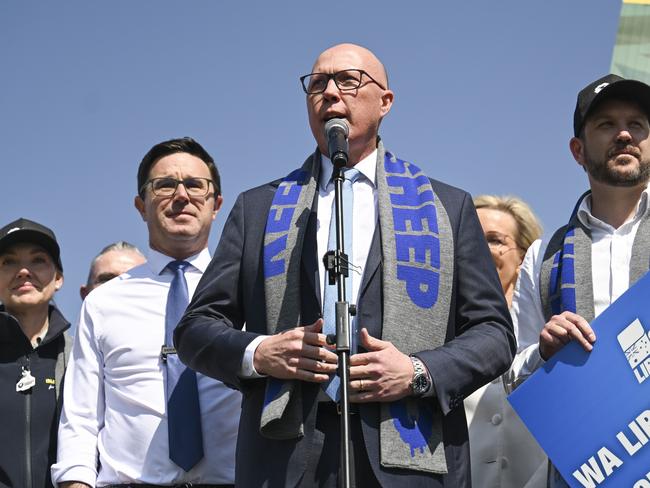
<box><xmin>301</xmin><ymin>197</ymin><xmax>321</xmax><ymax>310</ymax></box>
<box><xmin>358</xmin><ymin>223</ymin><xmax>381</xmax><ymax>304</ymax></box>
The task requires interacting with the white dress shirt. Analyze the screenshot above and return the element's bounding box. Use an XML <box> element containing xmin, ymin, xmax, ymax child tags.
<box><xmin>52</xmin><ymin>248</ymin><xmax>241</xmax><ymax>487</ymax></box>
<box><xmin>507</xmin><ymin>189</ymin><xmax>650</xmax><ymax>389</ymax></box>
<box><xmin>316</xmin><ymin>151</ymin><xmax>378</xmax><ymax>306</ymax></box>
<box><xmin>240</xmin><ymin>151</ymin><xmax>378</xmax><ymax>377</ymax></box>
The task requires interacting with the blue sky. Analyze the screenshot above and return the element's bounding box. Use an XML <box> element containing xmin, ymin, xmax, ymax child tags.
<box><xmin>1</xmin><ymin>1</ymin><xmax>622</xmax><ymax>322</ymax></box>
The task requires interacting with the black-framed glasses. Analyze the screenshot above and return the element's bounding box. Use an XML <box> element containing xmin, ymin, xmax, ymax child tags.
<box><xmin>141</xmin><ymin>177</ymin><xmax>213</xmax><ymax>198</ymax></box>
<box><xmin>299</xmin><ymin>69</ymin><xmax>386</xmax><ymax>94</ymax></box>
<box><xmin>484</xmin><ymin>231</ymin><xmax>522</xmax><ymax>256</ymax></box>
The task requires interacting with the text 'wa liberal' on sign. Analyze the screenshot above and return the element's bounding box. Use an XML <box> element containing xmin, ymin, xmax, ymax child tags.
<box><xmin>572</xmin><ymin>408</ymin><xmax>650</xmax><ymax>488</ymax></box>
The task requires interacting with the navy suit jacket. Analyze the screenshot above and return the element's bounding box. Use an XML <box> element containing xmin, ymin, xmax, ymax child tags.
<box><xmin>176</xmin><ymin>171</ymin><xmax>515</xmax><ymax>487</ymax></box>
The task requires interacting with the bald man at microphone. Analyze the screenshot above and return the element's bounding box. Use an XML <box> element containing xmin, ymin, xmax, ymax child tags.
<box><xmin>175</xmin><ymin>43</ymin><xmax>514</xmax><ymax>488</ymax></box>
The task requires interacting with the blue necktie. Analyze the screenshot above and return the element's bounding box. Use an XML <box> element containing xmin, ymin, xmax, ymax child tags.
<box><xmin>323</xmin><ymin>168</ymin><xmax>361</xmax><ymax>401</ymax></box>
<box><xmin>165</xmin><ymin>260</ymin><xmax>204</xmax><ymax>471</ymax></box>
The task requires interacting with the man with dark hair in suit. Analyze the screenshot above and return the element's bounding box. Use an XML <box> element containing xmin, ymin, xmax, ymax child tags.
<box><xmin>176</xmin><ymin>44</ymin><xmax>515</xmax><ymax>487</ymax></box>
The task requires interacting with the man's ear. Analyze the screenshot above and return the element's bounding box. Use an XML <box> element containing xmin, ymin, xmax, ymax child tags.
<box><xmin>212</xmin><ymin>195</ymin><xmax>223</xmax><ymax>220</ymax></box>
<box><xmin>134</xmin><ymin>195</ymin><xmax>147</xmax><ymax>221</ymax></box>
<box><xmin>569</xmin><ymin>136</ymin><xmax>586</xmax><ymax>169</ymax></box>
<box><xmin>380</xmin><ymin>89</ymin><xmax>394</xmax><ymax>117</ymax></box>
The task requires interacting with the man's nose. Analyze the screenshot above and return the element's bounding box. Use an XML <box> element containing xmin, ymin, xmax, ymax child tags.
<box><xmin>616</xmin><ymin>129</ymin><xmax>633</xmax><ymax>143</ymax></box>
<box><xmin>173</xmin><ymin>182</ymin><xmax>191</xmax><ymax>202</ymax></box>
<box><xmin>322</xmin><ymin>77</ymin><xmax>341</xmax><ymax>101</ymax></box>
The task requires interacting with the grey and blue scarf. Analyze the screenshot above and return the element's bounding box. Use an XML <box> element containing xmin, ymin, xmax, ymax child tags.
<box><xmin>541</xmin><ymin>191</ymin><xmax>650</xmax><ymax>322</ymax></box>
<box><xmin>260</xmin><ymin>142</ymin><xmax>453</xmax><ymax>474</ymax></box>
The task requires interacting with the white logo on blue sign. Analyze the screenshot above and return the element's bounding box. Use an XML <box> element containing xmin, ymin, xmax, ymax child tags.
<box><xmin>617</xmin><ymin>318</ymin><xmax>650</xmax><ymax>384</ymax></box>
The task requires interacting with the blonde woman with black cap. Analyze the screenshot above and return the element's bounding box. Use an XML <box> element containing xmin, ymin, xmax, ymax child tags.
<box><xmin>0</xmin><ymin>218</ymin><xmax>71</xmax><ymax>488</ymax></box>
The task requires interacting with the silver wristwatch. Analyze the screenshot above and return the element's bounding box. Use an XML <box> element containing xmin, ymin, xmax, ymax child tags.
<box><xmin>409</xmin><ymin>356</ymin><xmax>430</xmax><ymax>396</ymax></box>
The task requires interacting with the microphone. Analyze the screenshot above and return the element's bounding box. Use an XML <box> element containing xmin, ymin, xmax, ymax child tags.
<box><xmin>324</xmin><ymin>118</ymin><xmax>349</xmax><ymax>168</ymax></box>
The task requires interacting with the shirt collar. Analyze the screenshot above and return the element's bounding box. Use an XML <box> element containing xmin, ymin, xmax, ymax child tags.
<box><xmin>147</xmin><ymin>247</ymin><xmax>212</xmax><ymax>276</ymax></box>
<box><xmin>319</xmin><ymin>149</ymin><xmax>378</xmax><ymax>191</ymax></box>
<box><xmin>577</xmin><ymin>187</ymin><xmax>650</xmax><ymax>230</ymax></box>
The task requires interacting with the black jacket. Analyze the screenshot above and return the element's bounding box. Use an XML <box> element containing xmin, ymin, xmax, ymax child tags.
<box><xmin>176</xmin><ymin>174</ymin><xmax>515</xmax><ymax>488</ymax></box>
<box><xmin>0</xmin><ymin>305</ymin><xmax>71</xmax><ymax>488</ymax></box>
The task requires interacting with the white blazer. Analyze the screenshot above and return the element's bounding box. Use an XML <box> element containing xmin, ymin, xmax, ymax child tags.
<box><xmin>465</xmin><ymin>377</ymin><xmax>547</xmax><ymax>488</ymax></box>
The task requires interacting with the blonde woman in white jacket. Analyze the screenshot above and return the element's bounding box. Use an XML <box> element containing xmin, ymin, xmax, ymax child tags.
<box><xmin>464</xmin><ymin>195</ymin><xmax>546</xmax><ymax>488</ymax></box>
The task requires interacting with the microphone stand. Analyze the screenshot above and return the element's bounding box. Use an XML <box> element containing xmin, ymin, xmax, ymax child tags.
<box><xmin>324</xmin><ymin>163</ymin><xmax>356</xmax><ymax>488</ymax></box>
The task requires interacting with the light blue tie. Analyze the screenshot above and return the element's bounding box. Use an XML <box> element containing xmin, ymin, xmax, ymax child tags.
<box><xmin>165</xmin><ymin>260</ymin><xmax>204</xmax><ymax>471</ymax></box>
<box><xmin>323</xmin><ymin>167</ymin><xmax>361</xmax><ymax>401</ymax></box>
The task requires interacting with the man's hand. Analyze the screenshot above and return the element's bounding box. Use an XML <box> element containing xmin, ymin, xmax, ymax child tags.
<box><xmin>348</xmin><ymin>328</ymin><xmax>414</xmax><ymax>403</ymax></box>
<box><xmin>539</xmin><ymin>311</ymin><xmax>596</xmax><ymax>360</ymax></box>
<box><xmin>59</xmin><ymin>483</ymin><xmax>91</xmax><ymax>488</ymax></box>
<box><xmin>253</xmin><ymin>319</ymin><xmax>338</xmax><ymax>382</ymax></box>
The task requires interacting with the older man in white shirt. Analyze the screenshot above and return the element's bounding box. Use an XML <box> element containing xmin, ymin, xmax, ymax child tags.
<box><xmin>507</xmin><ymin>75</ymin><xmax>650</xmax><ymax>487</ymax></box>
<box><xmin>52</xmin><ymin>137</ymin><xmax>240</xmax><ymax>488</ymax></box>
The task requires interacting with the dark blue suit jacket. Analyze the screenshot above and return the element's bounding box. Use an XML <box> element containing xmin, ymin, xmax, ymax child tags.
<box><xmin>176</xmin><ymin>173</ymin><xmax>515</xmax><ymax>487</ymax></box>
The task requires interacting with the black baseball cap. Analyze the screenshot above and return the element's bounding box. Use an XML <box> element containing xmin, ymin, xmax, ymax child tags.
<box><xmin>574</xmin><ymin>74</ymin><xmax>650</xmax><ymax>137</ymax></box>
<box><xmin>0</xmin><ymin>218</ymin><xmax>63</xmax><ymax>271</ymax></box>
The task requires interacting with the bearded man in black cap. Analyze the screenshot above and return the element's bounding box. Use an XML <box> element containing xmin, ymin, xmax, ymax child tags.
<box><xmin>507</xmin><ymin>74</ymin><xmax>650</xmax><ymax>486</ymax></box>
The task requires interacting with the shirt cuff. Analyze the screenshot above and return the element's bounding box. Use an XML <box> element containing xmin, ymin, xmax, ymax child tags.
<box><xmin>239</xmin><ymin>335</ymin><xmax>270</xmax><ymax>378</ymax></box>
<box><xmin>505</xmin><ymin>343</ymin><xmax>547</xmax><ymax>392</ymax></box>
<box><xmin>51</xmin><ymin>465</ymin><xmax>96</xmax><ymax>488</ymax></box>
<box><xmin>531</xmin><ymin>343</ymin><xmax>546</xmax><ymax>370</ymax></box>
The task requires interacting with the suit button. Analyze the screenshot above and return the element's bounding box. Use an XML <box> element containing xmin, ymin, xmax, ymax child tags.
<box><xmin>500</xmin><ymin>457</ymin><xmax>509</xmax><ymax>469</ymax></box>
<box><xmin>491</xmin><ymin>414</ymin><xmax>502</xmax><ymax>425</ymax></box>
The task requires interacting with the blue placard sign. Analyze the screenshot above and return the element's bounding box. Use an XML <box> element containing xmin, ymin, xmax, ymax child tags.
<box><xmin>509</xmin><ymin>272</ymin><xmax>650</xmax><ymax>488</ymax></box>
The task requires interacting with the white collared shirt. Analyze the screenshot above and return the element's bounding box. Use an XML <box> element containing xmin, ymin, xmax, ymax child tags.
<box><xmin>52</xmin><ymin>248</ymin><xmax>241</xmax><ymax>486</ymax></box>
<box><xmin>240</xmin><ymin>151</ymin><xmax>378</xmax><ymax>378</ymax></box>
<box><xmin>316</xmin><ymin>150</ymin><xmax>378</xmax><ymax>305</ymax></box>
<box><xmin>506</xmin><ymin>189</ymin><xmax>650</xmax><ymax>389</ymax></box>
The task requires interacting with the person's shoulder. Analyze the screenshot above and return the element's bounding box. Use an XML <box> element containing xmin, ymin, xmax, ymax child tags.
<box><xmin>84</xmin><ymin>262</ymin><xmax>154</xmax><ymax>305</ymax></box>
<box><xmin>236</xmin><ymin>173</ymin><xmax>308</xmax><ymax>212</ymax></box>
<box><xmin>118</xmin><ymin>261</ymin><xmax>151</xmax><ymax>280</ymax></box>
<box><xmin>524</xmin><ymin>238</ymin><xmax>545</xmax><ymax>267</ymax></box>
<box><xmin>240</xmin><ymin>178</ymin><xmax>283</xmax><ymax>199</ymax></box>
<box><xmin>240</xmin><ymin>156</ymin><xmax>317</xmax><ymax>200</ymax></box>
<box><xmin>518</xmin><ymin>237</ymin><xmax>549</xmax><ymax>286</ymax></box>
<box><xmin>428</xmin><ymin>177</ymin><xmax>469</xmax><ymax>202</ymax></box>
<box><xmin>48</xmin><ymin>304</ymin><xmax>71</xmax><ymax>335</ymax></box>
<box><xmin>424</xmin><ymin>177</ymin><xmax>472</xmax><ymax>218</ymax></box>
<box><xmin>539</xmin><ymin>223</ymin><xmax>571</xmax><ymax>263</ymax></box>
<box><xmin>107</xmin><ymin>261</ymin><xmax>153</xmax><ymax>288</ymax></box>
<box><xmin>385</xmin><ymin>148</ymin><xmax>469</xmax><ymax>202</ymax></box>
<box><xmin>237</xmin><ymin>151</ymin><xmax>318</xmax><ymax>202</ymax></box>
<box><xmin>225</xmin><ymin>180</ymin><xmax>281</xmax><ymax>219</ymax></box>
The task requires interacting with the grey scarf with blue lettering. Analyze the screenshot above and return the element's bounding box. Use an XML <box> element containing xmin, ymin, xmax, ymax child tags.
<box><xmin>261</xmin><ymin>142</ymin><xmax>453</xmax><ymax>474</ymax></box>
<box><xmin>540</xmin><ymin>191</ymin><xmax>650</xmax><ymax>323</ymax></box>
